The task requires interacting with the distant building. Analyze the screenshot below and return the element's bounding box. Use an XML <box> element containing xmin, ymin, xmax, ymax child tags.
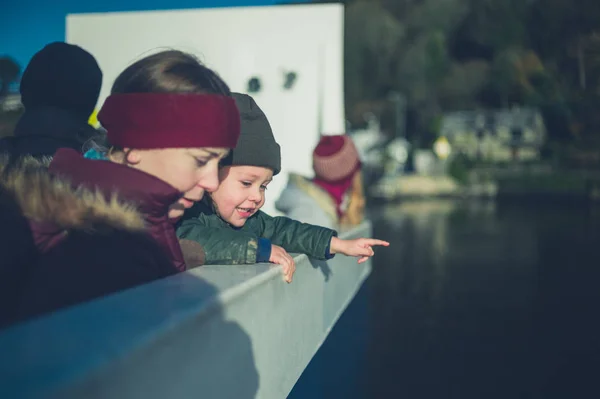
<box><xmin>440</xmin><ymin>107</ymin><xmax>546</xmax><ymax>162</ymax></box>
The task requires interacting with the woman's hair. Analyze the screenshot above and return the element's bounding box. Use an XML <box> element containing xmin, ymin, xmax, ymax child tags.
<box><xmin>111</xmin><ymin>50</ymin><xmax>230</xmax><ymax>96</ymax></box>
<box><xmin>85</xmin><ymin>50</ymin><xmax>230</xmax><ymax>154</ymax></box>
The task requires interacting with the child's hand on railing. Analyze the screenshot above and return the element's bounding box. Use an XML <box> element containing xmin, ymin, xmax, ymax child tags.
<box><xmin>270</xmin><ymin>244</ymin><xmax>296</xmax><ymax>283</ymax></box>
<box><xmin>330</xmin><ymin>237</ymin><xmax>390</xmax><ymax>264</ymax></box>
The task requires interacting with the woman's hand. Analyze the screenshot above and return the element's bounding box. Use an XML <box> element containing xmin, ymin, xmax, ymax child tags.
<box><xmin>270</xmin><ymin>245</ymin><xmax>296</xmax><ymax>283</ymax></box>
<box><xmin>330</xmin><ymin>236</ymin><xmax>390</xmax><ymax>264</ymax></box>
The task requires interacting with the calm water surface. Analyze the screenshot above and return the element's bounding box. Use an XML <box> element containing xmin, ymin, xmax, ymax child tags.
<box><xmin>291</xmin><ymin>200</ymin><xmax>600</xmax><ymax>399</ymax></box>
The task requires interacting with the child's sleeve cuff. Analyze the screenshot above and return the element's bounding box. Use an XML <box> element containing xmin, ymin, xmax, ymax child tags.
<box><xmin>256</xmin><ymin>238</ymin><xmax>272</xmax><ymax>263</ymax></box>
<box><xmin>324</xmin><ymin>230</ymin><xmax>338</xmax><ymax>260</ymax></box>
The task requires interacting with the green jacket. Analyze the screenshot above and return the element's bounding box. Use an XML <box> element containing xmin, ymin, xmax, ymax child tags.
<box><xmin>176</xmin><ymin>198</ymin><xmax>337</xmax><ymax>265</ymax></box>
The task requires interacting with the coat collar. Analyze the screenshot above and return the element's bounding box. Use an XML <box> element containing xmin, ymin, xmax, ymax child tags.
<box><xmin>49</xmin><ymin>148</ymin><xmax>181</xmax><ymax>218</ymax></box>
<box><xmin>14</xmin><ymin>106</ymin><xmax>98</xmax><ymax>142</ymax></box>
<box><xmin>48</xmin><ymin>149</ymin><xmax>187</xmax><ymax>271</ymax></box>
<box><xmin>288</xmin><ymin>173</ymin><xmax>338</xmax><ymax>221</ymax></box>
<box><xmin>8</xmin><ymin>107</ymin><xmax>100</xmax><ymax>158</ymax></box>
<box><xmin>1</xmin><ymin>154</ymin><xmax>146</xmax><ymax>252</ymax></box>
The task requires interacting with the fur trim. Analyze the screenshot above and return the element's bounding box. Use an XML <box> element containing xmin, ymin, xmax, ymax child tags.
<box><xmin>0</xmin><ymin>155</ymin><xmax>145</xmax><ymax>232</ymax></box>
<box><xmin>288</xmin><ymin>173</ymin><xmax>338</xmax><ymax>221</ymax></box>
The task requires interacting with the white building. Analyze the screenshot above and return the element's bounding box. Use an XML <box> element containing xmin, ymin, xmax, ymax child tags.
<box><xmin>440</xmin><ymin>107</ymin><xmax>547</xmax><ymax>162</ymax></box>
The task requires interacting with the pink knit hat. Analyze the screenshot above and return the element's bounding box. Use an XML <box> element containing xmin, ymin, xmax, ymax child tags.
<box><xmin>312</xmin><ymin>135</ymin><xmax>360</xmax><ymax>182</ymax></box>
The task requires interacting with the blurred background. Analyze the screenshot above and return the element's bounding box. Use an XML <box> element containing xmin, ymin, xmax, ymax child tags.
<box><xmin>2</xmin><ymin>0</ymin><xmax>600</xmax><ymax>398</ymax></box>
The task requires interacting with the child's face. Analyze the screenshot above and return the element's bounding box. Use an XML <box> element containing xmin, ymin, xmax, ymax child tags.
<box><xmin>211</xmin><ymin>165</ymin><xmax>274</xmax><ymax>227</ymax></box>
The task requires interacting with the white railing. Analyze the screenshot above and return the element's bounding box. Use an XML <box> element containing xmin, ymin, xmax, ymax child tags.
<box><xmin>0</xmin><ymin>221</ymin><xmax>372</xmax><ymax>399</ymax></box>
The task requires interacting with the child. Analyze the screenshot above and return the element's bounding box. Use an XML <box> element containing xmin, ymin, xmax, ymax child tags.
<box><xmin>276</xmin><ymin>134</ymin><xmax>366</xmax><ymax>229</ymax></box>
<box><xmin>177</xmin><ymin>93</ymin><xmax>388</xmax><ymax>283</ymax></box>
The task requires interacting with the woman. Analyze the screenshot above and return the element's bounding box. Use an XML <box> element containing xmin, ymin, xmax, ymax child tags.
<box><xmin>0</xmin><ymin>50</ymin><xmax>240</xmax><ymax>326</ymax></box>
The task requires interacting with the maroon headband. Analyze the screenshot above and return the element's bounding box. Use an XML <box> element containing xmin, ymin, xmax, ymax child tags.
<box><xmin>98</xmin><ymin>93</ymin><xmax>240</xmax><ymax>149</ymax></box>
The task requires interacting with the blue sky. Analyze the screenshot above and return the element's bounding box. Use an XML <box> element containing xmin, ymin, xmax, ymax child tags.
<box><xmin>1</xmin><ymin>0</ymin><xmax>310</xmax><ymax>71</ymax></box>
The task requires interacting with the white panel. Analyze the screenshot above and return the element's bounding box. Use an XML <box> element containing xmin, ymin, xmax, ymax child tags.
<box><xmin>66</xmin><ymin>4</ymin><xmax>344</xmax><ymax>215</ymax></box>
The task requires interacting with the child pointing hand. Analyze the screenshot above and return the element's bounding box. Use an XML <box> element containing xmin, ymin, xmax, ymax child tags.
<box><xmin>177</xmin><ymin>93</ymin><xmax>388</xmax><ymax>283</ymax></box>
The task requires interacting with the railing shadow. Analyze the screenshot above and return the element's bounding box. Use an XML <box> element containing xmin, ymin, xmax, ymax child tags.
<box><xmin>0</xmin><ymin>271</ymin><xmax>259</xmax><ymax>399</ymax></box>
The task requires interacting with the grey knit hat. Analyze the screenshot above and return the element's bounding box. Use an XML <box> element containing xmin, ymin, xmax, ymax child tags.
<box><xmin>223</xmin><ymin>93</ymin><xmax>281</xmax><ymax>175</ymax></box>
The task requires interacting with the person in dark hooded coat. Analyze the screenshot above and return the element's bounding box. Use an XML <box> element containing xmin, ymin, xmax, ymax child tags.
<box><xmin>0</xmin><ymin>42</ymin><xmax>102</xmax><ymax>161</ymax></box>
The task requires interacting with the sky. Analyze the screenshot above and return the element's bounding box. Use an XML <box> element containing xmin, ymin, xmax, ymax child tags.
<box><xmin>0</xmin><ymin>0</ymin><xmax>310</xmax><ymax>71</ymax></box>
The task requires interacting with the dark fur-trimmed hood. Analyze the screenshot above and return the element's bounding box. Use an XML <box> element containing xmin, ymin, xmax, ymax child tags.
<box><xmin>0</xmin><ymin>155</ymin><xmax>145</xmax><ymax>233</ymax></box>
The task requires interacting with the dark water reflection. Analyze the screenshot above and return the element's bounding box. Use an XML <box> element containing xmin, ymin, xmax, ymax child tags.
<box><xmin>290</xmin><ymin>200</ymin><xmax>600</xmax><ymax>399</ymax></box>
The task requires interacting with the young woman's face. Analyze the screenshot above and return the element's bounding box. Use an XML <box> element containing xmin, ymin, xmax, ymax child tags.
<box><xmin>128</xmin><ymin>147</ymin><xmax>229</xmax><ymax>219</ymax></box>
<box><xmin>210</xmin><ymin>165</ymin><xmax>273</xmax><ymax>227</ymax></box>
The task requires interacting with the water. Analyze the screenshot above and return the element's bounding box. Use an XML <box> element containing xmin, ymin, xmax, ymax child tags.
<box><xmin>290</xmin><ymin>200</ymin><xmax>600</xmax><ymax>399</ymax></box>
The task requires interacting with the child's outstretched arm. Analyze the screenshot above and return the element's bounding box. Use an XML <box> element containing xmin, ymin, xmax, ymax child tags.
<box><xmin>329</xmin><ymin>236</ymin><xmax>390</xmax><ymax>264</ymax></box>
<box><xmin>258</xmin><ymin>212</ymin><xmax>337</xmax><ymax>260</ymax></box>
<box><xmin>178</xmin><ymin>217</ymin><xmax>296</xmax><ymax>284</ymax></box>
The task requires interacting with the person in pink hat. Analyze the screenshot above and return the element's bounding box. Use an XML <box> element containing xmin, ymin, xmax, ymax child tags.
<box><xmin>276</xmin><ymin>135</ymin><xmax>366</xmax><ymax>229</ymax></box>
